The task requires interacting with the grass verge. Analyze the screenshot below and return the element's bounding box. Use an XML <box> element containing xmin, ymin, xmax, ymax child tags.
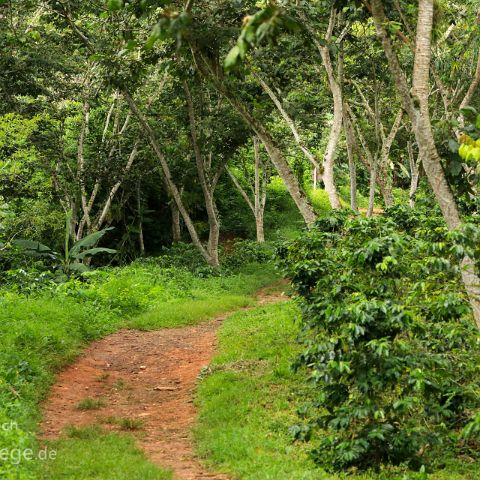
<box><xmin>39</xmin><ymin>427</ymin><xmax>171</xmax><ymax>480</ymax></box>
<box><xmin>0</xmin><ymin>262</ymin><xmax>278</xmax><ymax>479</ymax></box>
<box><xmin>195</xmin><ymin>302</ymin><xmax>480</xmax><ymax>480</ymax></box>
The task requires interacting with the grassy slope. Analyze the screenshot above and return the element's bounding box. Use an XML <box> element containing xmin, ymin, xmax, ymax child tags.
<box><xmin>195</xmin><ymin>302</ymin><xmax>480</xmax><ymax>480</ymax></box>
<box><xmin>0</xmin><ymin>262</ymin><xmax>278</xmax><ymax>480</ymax></box>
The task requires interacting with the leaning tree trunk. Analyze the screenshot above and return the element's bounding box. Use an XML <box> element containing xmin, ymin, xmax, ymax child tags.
<box><xmin>191</xmin><ymin>49</ymin><xmax>317</xmax><ymax>225</ymax></box>
<box><xmin>371</xmin><ymin>0</ymin><xmax>480</xmax><ymax>328</ymax></box>
<box><xmin>184</xmin><ymin>81</ymin><xmax>221</xmax><ymax>267</ymax></box>
<box><xmin>124</xmin><ymin>91</ymin><xmax>214</xmax><ymax>265</ymax></box>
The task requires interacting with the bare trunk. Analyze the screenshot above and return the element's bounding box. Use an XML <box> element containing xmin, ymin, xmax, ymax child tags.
<box><xmin>254</xmin><ymin>137</ymin><xmax>266</xmax><ymax>242</ymax></box>
<box><xmin>171</xmin><ymin>201</ymin><xmax>181</xmax><ymax>242</ymax></box>
<box><xmin>319</xmin><ymin>54</ymin><xmax>343</xmax><ymax>209</ymax></box>
<box><xmin>256</xmin><ymin>75</ymin><xmax>321</xmax><ymax>171</ymax></box>
<box><xmin>226</xmin><ymin>137</ymin><xmax>268</xmax><ymax>242</ymax></box>
<box><xmin>76</xmin><ymin>100</ymin><xmax>91</xmax><ymax>240</ymax></box>
<box><xmin>305</xmin><ymin>7</ymin><xmax>343</xmax><ymax>209</ymax></box>
<box><xmin>367</xmin><ymin>157</ymin><xmax>378</xmax><ymax>217</ymax></box>
<box><xmin>459</xmin><ymin>52</ymin><xmax>480</xmax><ymax>126</ymax></box>
<box><xmin>136</xmin><ymin>180</ymin><xmax>145</xmax><ymax>256</ymax></box>
<box><xmin>407</xmin><ymin>142</ymin><xmax>420</xmax><ymax>208</ymax></box>
<box><xmin>93</xmin><ymin>142</ymin><xmax>140</xmax><ymax>232</ymax></box>
<box><xmin>124</xmin><ymin>91</ymin><xmax>213</xmax><ymax>265</ymax></box>
<box><xmin>191</xmin><ymin>49</ymin><xmax>317</xmax><ymax>225</ymax></box>
<box><xmin>343</xmin><ymin>112</ymin><xmax>358</xmax><ymax>212</ymax></box>
<box><xmin>184</xmin><ymin>82</ymin><xmax>220</xmax><ymax>267</ymax></box>
<box><xmin>371</xmin><ymin>0</ymin><xmax>480</xmax><ymax>328</ymax></box>
<box><xmin>379</xmin><ymin>108</ymin><xmax>404</xmax><ymax>208</ymax></box>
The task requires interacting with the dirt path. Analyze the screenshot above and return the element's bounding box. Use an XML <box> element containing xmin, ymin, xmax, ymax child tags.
<box><xmin>40</xmin><ymin>284</ymin><xmax>287</xmax><ymax>479</ymax></box>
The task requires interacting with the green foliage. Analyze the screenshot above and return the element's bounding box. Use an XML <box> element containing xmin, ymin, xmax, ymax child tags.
<box><xmin>278</xmin><ymin>206</ymin><xmax>480</xmax><ymax>471</ymax></box>
<box><xmin>195</xmin><ymin>302</ymin><xmax>323</xmax><ymax>480</ymax></box>
<box><xmin>13</xmin><ymin>220</ymin><xmax>116</xmax><ymax>277</ymax></box>
<box><xmin>0</xmin><ymin>260</ymin><xmax>276</xmax><ymax>478</ymax></box>
<box><xmin>40</xmin><ymin>429</ymin><xmax>171</xmax><ymax>480</ymax></box>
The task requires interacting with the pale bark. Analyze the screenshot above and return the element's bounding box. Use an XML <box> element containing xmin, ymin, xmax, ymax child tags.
<box><xmin>124</xmin><ymin>91</ymin><xmax>214</xmax><ymax>265</ymax></box>
<box><xmin>407</xmin><ymin>141</ymin><xmax>421</xmax><ymax>208</ymax></box>
<box><xmin>343</xmin><ymin>109</ymin><xmax>358</xmax><ymax>211</ymax></box>
<box><xmin>459</xmin><ymin>52</ymin><xmax>480</xmax><ymax>127</ymax></box>
<box><xmin>227</xmin><ymin>137</ymin><xmax>268</xmax><ymax>242</ymax></box>
<box><xmin>76</xmin><ymin>100</ymin><xmax>91</xmax><ymax>240</ymax></box>
<box><xmin>184</xmin><ymin>81</ymin><xmax>220</xmax><ymax>267</ymax></box>
<box><xmin>379</xmin><ymin>108</ymin><xmax>404</xmax><ymax>208</ymax></box>
<box><xmin>191</xmin><ymin>48</ymin><xmax>317</xmax><ymax>225</ymax></box>
<box><xmin>94</xmin><ymin>142</ymin><xmax>140</xmax><ymax>231</ymax></box>
<box><xmin>256</xmin><ymin>74</ymin><xmax>321</xmax><ymax>171</ymax></box>
<box><xmin>370</xmin><ymin>0</ymin><xmax>480</xmax><ymax>328</ymax></box>
<box><xmin>313</xmin><ymin>9</ymin><xmax>343</xmax><ymax>209</ymax></box>
<box><xmin>367</xmin><ymin>159</ymin><xmax>378</xmax><ymax>218</ymax></box>
<box><xmin>254</xmin><ymin>137</ymin><xmax>266</xmax><ymax>242</ymax></box>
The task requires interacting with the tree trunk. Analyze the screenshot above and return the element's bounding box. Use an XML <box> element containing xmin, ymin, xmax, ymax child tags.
<box><xmin>171</xmin><ymin>200</ymin><xmax>181</xmax><ymax>242</ymax></box>
<box><xmin>123</xmin><ymin>91</ymin><xmax>214</xmax><ymax>265</ymax></box>
<box><xmin>305</xmin><ymin>7</ymin><xmax>343</xmax><ymax>209</ymax></box>
<box><xmin>371</xmin><ymin>0</ymin><xmax>480</xmax><ymax>328</ymax></box>
<box><xmin>226</xmin><ymin>137</ymin><xmax>268</xmax><ymax>243</ymax></box>
<box><xmin>254</xmin><ymin>137</ymin><xmax>266</xmax><ymax>242</ymax></box>
<box><xmin>136</xmin><ymin>180</ymin><xmax>145</xmax><ymax>256</ymax></box>
<box><xmin>191</xmin><ymin>49</ymin><xmax>317</xmax><ymax>225</ymax></box>
<box><xmin>256</xmin><ymin>75</ymin><xmax>321</xmax><ymax>171</ymax></box>
<box><xmin>184</xmin><ymin>81</ymin><xmax>220</xmax><ymax>267</ymax></box>
<box><xmin>367</xmin><ymin>156</ymin><xmax>378</xmax><ymax>217</ymax></box>
<box><xmin>343</xmin><ymin>109</ymin><xmax>358</xmax><ymax>212</ymax></box>
<box><xmin>407</xmin><ymin>142</ymin><xmax>420</xmax><ymax>208</ymax></box>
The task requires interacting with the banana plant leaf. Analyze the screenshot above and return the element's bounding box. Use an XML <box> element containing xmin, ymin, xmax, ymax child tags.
<box><xmin>74</xmin><ymin>247</ymin><xmax>117</xmax><ymax>260</ymax></box>
<box><xmin>69</xmin><ymin>227</ymin><xmax>114</xmax><ymax>257</ymax></box>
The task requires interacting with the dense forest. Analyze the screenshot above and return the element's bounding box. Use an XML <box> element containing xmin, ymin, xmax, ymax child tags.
<box><xmin>1</xmin><ymin>0</ymin><xmax>480</xmax><ymax>479</ymax></box>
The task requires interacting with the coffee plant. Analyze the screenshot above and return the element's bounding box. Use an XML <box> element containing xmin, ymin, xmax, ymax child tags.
<box><xmin>278</xmin><ymin>206</ymin><xmax>480</xmax><ymax>471</ymax></box>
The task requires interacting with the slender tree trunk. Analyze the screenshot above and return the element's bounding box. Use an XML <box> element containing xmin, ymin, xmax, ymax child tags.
<box><xmin>343</xmin><ymin>109</ymin><xmax>358</xmax><ymax>212</ymax></box>
<box><xmin>136</xmin><ymin>180</ymin><xmax>145</xmax><ymax>256</ymax></box>
<box><xmin>171</xmin><ymin>200</ymin><xmax>181</xmax><ymax>242</ymax></box>
<box><xmin>371</xmin><ymin>0</ymin><xmax>480</xmax><ymax>328</ymax></box>
<box><xmin>253</xmin><ymin>137</ymin><xmax>266</xmax><ymax>242</ymax></box>
<box><xmin>305</xmin><ymin>8</ymin><xmax>343</xmax><ymax>209</ymax></box>
<box><xmin>123</xmin><ymin>91</ymin><xmax>213</xmax><ymax>265</ymax></box>
<box><xmin>184</xmin><ymin>81</ymin><xmax>220</xmax><ymax>267</ymax></box>
<box><xmin>227</xmin><ymin>139</ymin><xmax>268</xmax><ymax>242</ymax></box>
<box><xmin>407</xmin><ymin>142</ymin><xmax>420</xmax><ymax>208</ymax></box>
<box><xmin>191</xmin><ymin>49</ymin><xmax>317</xmax><ymax>225</ymax></box>
<box><xmin>459</xmin><ymin>51</ymin><xmax>480</xmax><ymax>126</ymax></box>
<box><xmin>76</xmin><ymin>100</ymin><xmax>91</xmax><ymax>240</ymax></box>
<box><xmin>367</xmin><ymin>156</ymin><xmax>378</xmax><ymax>217</ymax></box>
<box><xmin>256</xmin><ymin>75</ymin><xmax>321</xmax><ymax>171</ymax></box>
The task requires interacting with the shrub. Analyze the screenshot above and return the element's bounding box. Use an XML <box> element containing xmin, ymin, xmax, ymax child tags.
<box><xmin>278</xmin><ymin>207</ymin><xmax>480</xmax><ymax>471</ymax></box>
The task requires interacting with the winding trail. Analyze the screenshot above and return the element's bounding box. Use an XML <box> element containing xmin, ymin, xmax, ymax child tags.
<box><xmin>40</xmin><ymin>284</ymin><xmax>287</xmax><ymax>479</ymax></box>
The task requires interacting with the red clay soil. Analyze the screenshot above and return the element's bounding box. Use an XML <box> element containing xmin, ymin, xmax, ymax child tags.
<box><xmin>40</xmin><ymin>284</ymin><xmax>288</xmax><ymax>480</ymax></box>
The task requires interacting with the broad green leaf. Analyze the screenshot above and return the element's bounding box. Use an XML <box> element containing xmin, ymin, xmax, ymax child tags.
<box><xmin>69</xmin><ymin>262</ymin><xmax>90</xmax><ymax>273</ymax></box>
<box><xmin>69</xmin><ymin>227</ymin><xmax>114</xmax><ymax>257</ymax></box>
<box><xmin>13</xmin><ymin>239</ymin><xmax>52</xmax><ymax>253</ymax></box>
<box><xmin>74</xmin><ymin>247</ymin><xmax>117</xmax><ymax>260</ymax></box>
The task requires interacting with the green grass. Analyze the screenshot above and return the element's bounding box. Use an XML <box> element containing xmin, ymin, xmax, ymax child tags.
<box><xmin>195</xmin><ymin>302</ymin><xmax>480</xmax><ymax>480</ymax></box>
<box><xmin>0</xmin><ymin>261</ymin><xmax>278</xmax><ymax>479</ymax></box>
<box><xmin>39</xmin><ymin>428</ymin><xmax>170</xmax><ymax>480</ymax></box>
<box><xmin>194</xmin><ymin>302</ymin><xmax>323</xmax><ymax>480</ymax></box>
<box><xmin>77</xmin><ymin>398</ymin><xmax>106</xmax><ymax>411</ymax></box>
